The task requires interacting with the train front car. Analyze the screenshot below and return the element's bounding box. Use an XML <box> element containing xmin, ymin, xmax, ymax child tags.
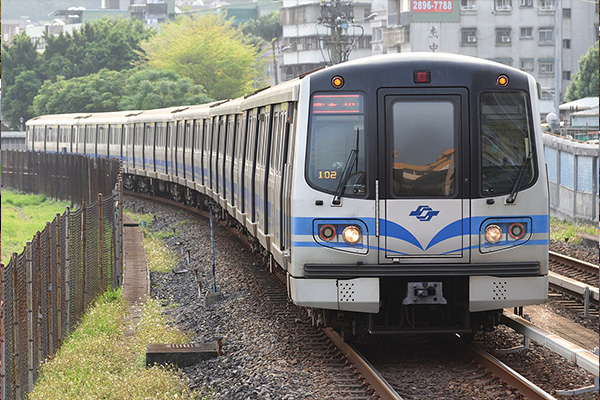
<box><xmin>288</xmin><ymin>53</ymin><xmax>548</xmax><ymax>336</ymax></box>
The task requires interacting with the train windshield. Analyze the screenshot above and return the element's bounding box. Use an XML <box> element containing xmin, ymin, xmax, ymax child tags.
<box><xmin>480</xmin><ymin>92</ymin><xmax>535</xmax><ymax>196</ymax></box>
<box><xmin>306</xmin><ymin>93</ymin><xmax>366</xmax><ymax>197</ymax></box>
<box><xmin>388</xmin><ymin>98</ymin><xmax>457</xmax><ymax>197</ymax></box>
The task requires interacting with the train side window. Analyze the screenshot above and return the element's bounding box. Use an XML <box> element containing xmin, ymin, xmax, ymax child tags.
<box><xmin>78</xmin><ymin>127</ymin><xmax>85</xmax><ymax>144</ymax></box>
<box><xmin>195</xmin><ymin>121</ymin><xmax>202</xmax><ymax>150</ymax></box>
<box><xmin>270</xmin><ymin>110</ymin><xmax>280</xmax><ymax>170</ymax></box>
<box><xmin>100</xmin><ymin>126</ymin><xmax>107</xmax><ymax>145</ymax></box>
<box><xmin>135</xmin><ymin>124</ymin><xmax>144</xmax><ymax>146</ymax></box>
<box><xmin>47</xmin><ymin>127</ymin><xmax>56</xmax><ymax>144</ymax></box>
<box><xmin>86</xmin><ymin>126</ymin><xmax>95</xmax><ymax>144</ymax></box>
<box><xmin>145</xmin><ymin>125</ymin><xmax>153</xmax><ymax>146</ymax></box>
<box><xmin>480</xmin><ymin>92</ymin><xmax>536</xmax><ymax>195</ymax></box>
<box><xmin>187</xmin><ymin>121</ymin><xmax>194</xmax><ymax>149</ymax></box>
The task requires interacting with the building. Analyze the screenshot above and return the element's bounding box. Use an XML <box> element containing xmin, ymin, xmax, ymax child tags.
<box><xmin>376</xmin><ymin>0</ymin><xmax>598</xmax><ymax>115</ymax></box>
<box><xmin>279</xmin><ymin>0</ymin><xmax>597</xmax><ymax>119</ymax></box>
<box><xmin>558</xmin><ymin>97</ymin><xmax>599</xmax><ymax>140</ymax></box>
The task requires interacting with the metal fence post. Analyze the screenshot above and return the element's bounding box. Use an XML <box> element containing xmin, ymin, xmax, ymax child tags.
<box><xmin>55</xmin><ymin>214</ymin><xmax>62</xmax><ymax>348</ymax></box>
<box><xmin>1</xmin><ymin>262</ymin><xmax>6</xmax><ymax>400</ymax></box>
<box><xmin>65</xmin><ymin>207</ymin><xmax>71</xmax><ymax>335</ymax></box>
<box><xmin>35</xmin><ymin>232</ymin><xmax>42</xmax><ymax>366</ymax></box>
<box><xmin>11</xmin><ymin>253</ymin><xmax>19</xmax><ymax>400</ymax></box>
<box><xmin>119</xmin><ymin>173</ymin><xmax>124</xmax><ymax>287</ymax></box>
<box><xmin>98</xmin><ymin>193</ymin><xmax>104</xmax><ymax>291</ymax></box>
<box><xmin>81</xmin><ymin>202</ymin><xmax>87</xmax><ymax>313</ymax></box>
<box><xmin>112</xmin><ymin>186</ymin><xmax>121</xmax><ymax>289</ymax></box>
<box><xmin>45</xmin><ymin>222</ymin><xmax>54</xmax><ymax>358</ymax></box>
<box><xmin>26</xmin><ymin>242</ymin><xmax>34</xmax><ymax>393</ymax></box>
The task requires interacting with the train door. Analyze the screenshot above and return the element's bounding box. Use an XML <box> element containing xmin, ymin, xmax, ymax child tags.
<box><xmin>377</xmin><ymin>89</ymin><xmax>470</xmax><ymax>263</ymax></box>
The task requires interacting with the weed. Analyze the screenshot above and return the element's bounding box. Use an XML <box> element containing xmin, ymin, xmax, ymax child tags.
<box><xmin>550</xmin><ymin>217</ymin><xmax>597</xmax><ymax>244</ymax></box>
<box><xmin>29</xmin><ymin>288</ymin><xmax>208</xmax><ymax>400</ymax></box>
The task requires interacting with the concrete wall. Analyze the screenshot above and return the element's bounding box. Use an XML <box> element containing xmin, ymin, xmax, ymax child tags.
<box><xmin>543</xmin><ymin>132</ymin><xmax>599</xmax><ymax>224</ymax></box>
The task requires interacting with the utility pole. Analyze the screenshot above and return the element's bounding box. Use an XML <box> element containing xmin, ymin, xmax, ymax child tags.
<box><xmin>318</xmin><ymin>0</ymin><xmax>355</xmax><ymax>65</ymax></box>
<box><xmin>554</xmin><ymin>0</ymin><xmax>561</xmax><ymax>118</ymax></box>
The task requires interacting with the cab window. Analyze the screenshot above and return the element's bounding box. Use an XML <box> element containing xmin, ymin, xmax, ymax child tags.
<box><xmin>480</xmin><ymin>92</ymin><xmax>536</xmax><ymax>195</ymax></box>
<box><xmin>306</xmin><ymin>93</ymin><xmax>366</xmax><ymax>197</ymax></box>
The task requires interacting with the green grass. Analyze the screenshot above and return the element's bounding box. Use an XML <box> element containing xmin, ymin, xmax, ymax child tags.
<box><xmin>1</xmin><ymin>190</ymin><xmax>70</xmax><ymax>264</ymax></box>
<box><xmin>550</xmin><ymin>217</ymin><xmax>597</xmax><ymax>244</ymax></box>
<box><xmin>29</xmin><ymin>288</ymin><xmax>206</xmax><ymax>400</ymax></box>
<box><xmin>124</xmin><ymin>209</ymin><xmax>179</xmax><ymax>273</ymax></box>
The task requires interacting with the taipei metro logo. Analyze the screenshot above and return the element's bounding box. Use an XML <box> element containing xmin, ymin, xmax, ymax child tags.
<box><xmin>409</xmin><ymin>205</ymin><xmax>440</xmax><ymax>222</ymax></box>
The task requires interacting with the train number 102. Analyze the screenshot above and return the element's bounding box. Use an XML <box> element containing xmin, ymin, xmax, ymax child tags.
<box><xmin>318</xmin><ymin>170</ymin><xmax>338</xmax><ymax>180</ymax></box>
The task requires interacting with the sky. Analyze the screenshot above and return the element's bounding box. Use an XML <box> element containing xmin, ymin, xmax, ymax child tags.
<box><xmin>2</xmin><ymin>0</ymin><xmax>102</xmax><ymax>22</ymax></box>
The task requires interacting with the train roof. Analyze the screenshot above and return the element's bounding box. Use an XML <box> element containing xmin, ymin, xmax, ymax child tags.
<box><xmin>26</xmin><ymin>113</ymin><xmax>91</xmax><ymax>126</ymax></box>
<box><xmin>126</xmin><ymin>106</ymin><xmax>190</xmax><ymax>123</ymax></box>
<box><xmin>77</xmin><ymin>110</ymin><xmax>143</xmax><ymax>125</ymax></box>
<box><xmin>211</xmin><ymin>97</ymin><xmax>244</xmax><ymax>116</ymax></box>
<box><xmin>306</xmin><ymin>52</ymin><xmax>535</xmax><ymax>90</ymax></box>
<box><xmin>240</xmin><ymin>78</ymin><xmax>301</xmax><ymax>110</ymax></box>
<box><xmin>172</xmin><ymin>101</ymin><xmax>219</xmax><ymax>121</ymax></box>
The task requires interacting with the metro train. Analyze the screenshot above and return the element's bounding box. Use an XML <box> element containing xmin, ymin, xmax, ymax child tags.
<box><xmin>27</xmin><ymin>53</ymin><xmax>549</xmax><ymax>337</ymax></box>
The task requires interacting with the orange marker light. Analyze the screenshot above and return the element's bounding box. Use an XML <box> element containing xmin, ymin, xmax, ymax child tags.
<box><xmin>331</xmin><ymin>76</ymin><xmax>344</xmax><ymax>89</ymax></box>
<box><xmin>497</xmin><ymin>75</ymin><xmax>509</xmax><ymax>87</ymax></box>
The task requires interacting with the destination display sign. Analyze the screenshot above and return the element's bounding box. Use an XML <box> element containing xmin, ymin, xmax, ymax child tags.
<box><xmin>312</xmin><ymin>94</ymin><xmax>364</xmax><ymax>114</ymax></box>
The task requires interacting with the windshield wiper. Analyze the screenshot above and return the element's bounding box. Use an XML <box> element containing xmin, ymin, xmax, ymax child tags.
<box><xmin>506</xmin><ymin>152</ymin><xmax>532</xmax><ymax>204</ymax></box>
<box><xmin>332</xmin><ymin>127</ymin><xmax>360</xmax><ymax>206</ymax></box>
<box><xmin>332</xmin><ymin>149</ymin><xmax>358</xmax><ymax>205</ymax></box>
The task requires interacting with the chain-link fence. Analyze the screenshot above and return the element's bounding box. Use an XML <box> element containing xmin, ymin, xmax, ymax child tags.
<box><xmin>1</xmin><ymin>150</ymin><xmax>121</xmax><ymax>207</ymax></box>
<box><xmin>0</xmin><ymin>151</ymin><xmax>123</xmax><ymax>400</ymax></box>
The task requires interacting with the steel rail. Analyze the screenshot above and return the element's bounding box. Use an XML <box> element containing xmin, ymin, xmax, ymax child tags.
<box><xmin>501</xmin><ymin>312</ymin><xmax>599</xmax><ymax>378</ymax></box>
<box><xmin>461</xmin><ymin>342</ymin><xmax>557</xmax><ymax>400</ymax></box>
<box><xmin>323</xmin><ymin>328</ymin><xmax>403</xmax><ymax>400</ymax></box>
<box><xmin>549</xmin><ymin>251</ymin><xmax>599</xmax><ymax>275</ymax></box>
<box><xmin>548</xmin><ymin>271</ymin><xmax>599</xmax><ymax>303</ymax></box>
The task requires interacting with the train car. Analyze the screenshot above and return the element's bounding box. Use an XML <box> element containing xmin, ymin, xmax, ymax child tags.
<box><xmin>27</xmin><ymin>53</ymin><xmax>549</xmax><ymax>337</ymax></box>
<box><xmin>280</xmin><ymin>53</ymin><xmax>548</xmax><ymax>336</ymax></box>
<box><xmin>26</xmin><ymin>113</ymin><xmax>88</xmax><ymax>153</ymax></box>
<box><xmin>171</xmin><ymin>103</ymin><xmax>212</xmax><ymax>195</ymax></box>
<box><xmin>79</xmin><ymin>111</ymin><xmax>137</xmax><ymax>159</ymax></box>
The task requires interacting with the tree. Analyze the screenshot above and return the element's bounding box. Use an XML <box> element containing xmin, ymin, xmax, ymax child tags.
<box><xmin>39</xmin><ymin>17</ymin><xmax>153</xmax><ymax>81</ymax></box>
<box><xmin>3</xmin><ymin>70</ymin><xmax>42</xmax><ymax>126</ymax></box>
<box><xmin>32</xmin><ymin>70</ymin><xmax>125</xmax><ymax>115</ymax></box>
<box><xmin>119</xmin><ymin>69</ymin><xmax>212</xmax><ymax>110</ymax></box>
<box><xmin>140</xmin><ymin>15</ymin><xmax>260</xmax><ymax>100</ymax></box>
<box><xmin>242</xmin><ymin>12</ymin><xmax>282</xmax><ymax>45</ymax></box>
<box><xmin>564</xmin><ymin>42</ymin><xmax>599</xmax><ymax>102</ymax></box>
<box><xmin>2</xmin><ymin>33</ymin><xmax>40</xmax><ymax>88</ymax></box>
<box><xmin>31</xmin><ymin>68</ymin><xmax>212</xmax><ymax>115</ymax></box>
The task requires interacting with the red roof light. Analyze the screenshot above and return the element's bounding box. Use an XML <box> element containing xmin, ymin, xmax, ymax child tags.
<box><xmin>414</xmin><ymin>70</ymin><xmax>431</xmax><ymax>84</ymax></box>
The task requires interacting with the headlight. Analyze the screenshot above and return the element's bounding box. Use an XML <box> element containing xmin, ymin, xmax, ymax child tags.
<box><xmin>484</xmin><ymin>224</ymin><xmax>502</xmax><ymax>243</ymax></box>
<box><xmin>342</xmin><ymin>225</ymin><xmax>361</xmax><ymax>245</ymax></box>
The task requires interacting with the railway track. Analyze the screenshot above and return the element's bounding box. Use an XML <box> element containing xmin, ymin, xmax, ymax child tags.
<box><xmin>548</xmin><ymin>251</ymin><xmax>599</xmax><ymax>318</ymax></box>
<box><xmin>549</xmin><ymin>251</ymin><xmax>599</xmax><ymax>287</ymax></box>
